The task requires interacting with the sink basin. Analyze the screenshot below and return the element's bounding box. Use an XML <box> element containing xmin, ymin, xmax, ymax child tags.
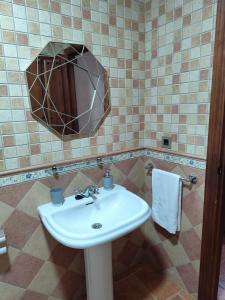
<box><xmin>38</xmin><ymin>184</ymin><xmax>151</xmax><ymax>300</ymax></box>
<box><xmin>38</xmin><ymin>184</ymin><xmax>151</xmax><ymax>249</ymax></box>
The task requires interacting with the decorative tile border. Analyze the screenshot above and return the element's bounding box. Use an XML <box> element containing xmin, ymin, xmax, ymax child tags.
<box><xmin>0</xmin><ymin>149</ymin><xmax>206</xmax><ymax>187</ymax></box>
<box><xmin>145</xmin><ymin>150</ymin><xmax>206</xmax><ymax>170</ymax></box>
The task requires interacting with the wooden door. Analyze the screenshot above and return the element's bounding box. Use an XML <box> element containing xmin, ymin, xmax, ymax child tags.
<box><xmin>199</xmin><ymin>1</ymin><xmax>225</xmax><ymax>299</ymax></box>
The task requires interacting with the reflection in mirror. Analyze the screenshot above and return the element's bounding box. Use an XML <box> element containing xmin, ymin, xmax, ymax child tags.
<box><xmin>26</xmin><ymin>42</ymin><xmax>110</xmax><ymax>139</ymax></box>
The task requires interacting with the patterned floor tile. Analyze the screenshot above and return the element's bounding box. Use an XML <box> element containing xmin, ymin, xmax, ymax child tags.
<box><xmin>162</xmin><ymin>240</ymin><xmax>190</xmax><ymax>268</ymax></box>
<box><xmin>52</xmin><ymin>270</ymin><xmax>85</xmax><ymax>300</ymax></box>
<box><xmin>179</xmin><ymin>290</ymin><xmax>195</xmax><ymax>300</ymax></box>
<box><xmin>176</xmin><ymin>263</ymin><xmax>198</xmax><ymax>294</ymax></box>
<box><xmin>0</xmin><ymin>253</ymin><xmax>44</xmax><ymax>288</ymax></box>
<box><xmin>179</xmin><ymin>229</ymin><xmax>201</xmax><ymax>261</ymax></box>
<box><xmin>20</xmin><ymin>290</ymin><xmax>48</xmax><ymax>300</ymax></box>
<box><xmin>182</xmin><ymin>191</ymin><xmax>203</xmax><ymax>227</ymax></box>
<box><xmin>114</xmin><ymin>274</ymin><xmax>152</xmax><ymax>300</ymax></box>
<box><xmin>0</xmin><ymin>282</ymin><xmax>24</xmax><ymax>300</ymax></box>
<box><xmin>49</xmin><ymin>244</ymin><xmax>78</xmax><ymax>268</ymax></box>
<box><xmin>114</xmin><ymin>265</ymin><xmax>194</xmax><ymax>300</ymax></box>
<box><xmin>169</xmin><ymin>295</ymin><xmax>183</xmax><ymax>300</ymax></box>
<box><xmin>147</xmin><ymin>243</ymin><xmax>173</xmax><ymax>271</ymax></box>
<box><xmin>28</xmin><ymin>261</ymin><xmax>65</xmax><ymax>296</ymax></box>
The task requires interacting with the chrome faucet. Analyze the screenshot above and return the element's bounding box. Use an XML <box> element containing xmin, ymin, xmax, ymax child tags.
<box><xmin>75</xmin><ymin>185</ymin><xmax>99</xmax><ymax>201</ymax></box>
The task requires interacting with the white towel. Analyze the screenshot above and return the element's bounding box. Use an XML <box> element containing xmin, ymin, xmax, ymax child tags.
<box><xmin>152</xmin><ymin>168</ymin><xmax>182</xmax><ymax>234</ymax></box>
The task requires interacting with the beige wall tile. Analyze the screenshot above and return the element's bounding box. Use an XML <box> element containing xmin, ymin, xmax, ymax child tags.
<box><xmin>0</xmin><ymin>0</ymin><xmax>146</xmax><ymax>171</ymax></box>
<box><xmin>64</xmin><ymin>172</ymin><xmax>93</xmax><ymax>196</ymax></box>
<box><xmin>143</xmin><ymin>0</ymin><xmax>217</xmax><ymax>158</ymax></box>
<box><xmin>128</xmin><ymin>159</ymin><xmax>145</xmax><ymax>188</ymax></box>
<box><xmin>17</xmin><ymin>181</ymin><xmax>51</xmax><ymax>218</ymax></box>
<box><xmin>0</xmin><ymin>202</ymin><xmax>14</xmax><ymax>224</ymax></box>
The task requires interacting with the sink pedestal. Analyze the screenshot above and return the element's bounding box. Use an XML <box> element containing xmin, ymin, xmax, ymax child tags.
<box><xmin>84</xmin><ymin>242</ymin><xmax>113</xmax><ymax>300</ymax></box>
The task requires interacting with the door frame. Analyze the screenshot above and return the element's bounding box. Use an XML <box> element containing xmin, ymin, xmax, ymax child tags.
<box><xmin>198</xmin><ymin>0</ymin><xmax>225</xmax><ymax>299</ymax></box>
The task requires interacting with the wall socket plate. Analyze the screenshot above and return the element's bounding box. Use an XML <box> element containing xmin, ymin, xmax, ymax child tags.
<box><xmin>161</xmin><ymin>136</ymin><xmax>172</xmax><ymax>149</ymax></box>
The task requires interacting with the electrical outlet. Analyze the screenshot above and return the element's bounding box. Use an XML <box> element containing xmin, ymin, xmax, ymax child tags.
<box><xmin>161</xmin><ymin>136</ymin><xmax>171</xmax><ymax>149</ymax></box>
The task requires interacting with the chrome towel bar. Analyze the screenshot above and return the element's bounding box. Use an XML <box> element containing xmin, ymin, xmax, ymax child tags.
<box><xmin>144</xmin><ymin>163</ymin><xmax>197</xmax><ymax>184</ymax></box>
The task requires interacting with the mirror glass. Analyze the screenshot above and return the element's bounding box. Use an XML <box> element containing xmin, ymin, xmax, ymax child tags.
<box><xmin>26</xmin><ymin>42</ymin><xmax>110</xmax><ymax>139</ymax></box>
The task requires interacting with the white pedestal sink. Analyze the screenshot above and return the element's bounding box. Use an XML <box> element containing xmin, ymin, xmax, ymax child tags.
<box><xmin>38</xmin><ymin>185</ymin><xmax>151</xmax><ymax>300</ymax></box>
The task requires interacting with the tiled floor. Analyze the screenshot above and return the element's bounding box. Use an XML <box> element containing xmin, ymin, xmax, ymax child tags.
<box><xmin>114</xmin><ymin>265</ymin><xmax>193</xmax><ymax>300</ymax></box>
<box><xmin>80</xmin><ymin>264</ymin><xmax>194</xmax><ymax>300</ymax></box>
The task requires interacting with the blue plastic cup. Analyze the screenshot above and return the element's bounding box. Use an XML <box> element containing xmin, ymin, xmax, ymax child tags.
<box><xmin>50</xmin><ymin>188</ymin><xmax>64</xmax><ymax>205</ymax></box>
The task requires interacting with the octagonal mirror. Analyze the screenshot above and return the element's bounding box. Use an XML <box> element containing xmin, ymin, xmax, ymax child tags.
<box><xmin>25</xmin><ymin>42</ymin><xmax>110</xmax><ymax>139</ymax></box>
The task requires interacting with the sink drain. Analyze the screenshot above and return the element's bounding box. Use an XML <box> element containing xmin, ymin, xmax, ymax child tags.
<box><xmin>92</xmin><ymin>223</ymin><xmax>102</xmax><ymax>229</ymax></box>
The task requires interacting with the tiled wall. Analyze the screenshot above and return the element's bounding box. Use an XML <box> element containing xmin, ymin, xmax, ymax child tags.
<box><xmin>0</xmin><ymin>156</ymin><xmax>204</xmax><ymax>299</ymax></box>
<box><xmin>0</xmin><ymin>0</ymin><xmax>145</xmax><ymax>171</ymax></box>
<box><xmin>0</xmin><ymin>0</ymin><xmax>219</xmax><ymax>172</ymax></box>
<box><xmin>143</xmin><ymin>0</ymin><xmax>217</xmax><ymax>157</ymax></box>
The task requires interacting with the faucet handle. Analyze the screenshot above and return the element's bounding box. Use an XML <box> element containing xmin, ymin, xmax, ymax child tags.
<box><xmin>89</xmin><ymin>185</ymin><xmax>99</xmax><ymax>194</ymax></box>
<box><xmin>89</xmin><ymin>185</ymin><xmax>99</xmax><ymax>201</ymax></box>
<box><xmin>74</xmin><ymin>189</ymin><xmax>85</xmax><ymax>200</ymax></box>
<box><xmin>94</xmin><ymin>185</ymin><xmax>99</xmax><ymax>194</ymax></box>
